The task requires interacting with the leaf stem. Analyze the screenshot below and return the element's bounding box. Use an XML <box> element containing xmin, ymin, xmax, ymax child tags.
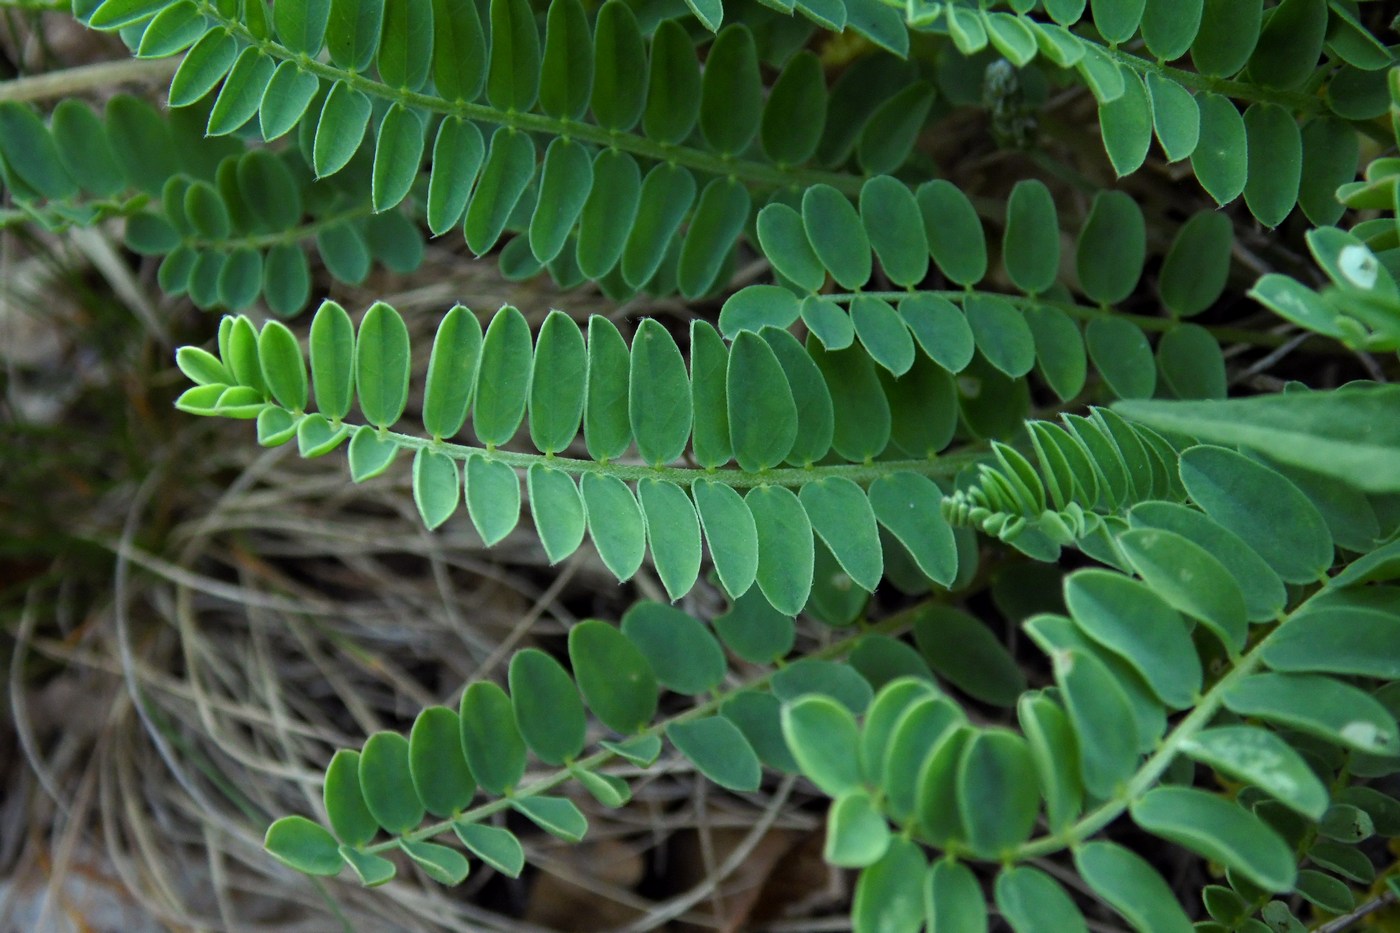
<box><xmin>1008</xmin><ymin>582</ymin><xmax>1335</xmax><ymax>861</ymax></box>
<box><xmin>362</xmin><ymin>603</ymin><xmax>923</xmax><ymax>854</ymax></box>
<box><xmin>823</xmin><ymin>290</ymin><xmax>1318</xmax><ymax>350</ymax></box>
<box><xmin>192</xmin><ymin>3</ymin><xmax>866</xmax><ymax>197</ymax></box>
<box><xmin>274</xmin><ymin>411</ymin><xmax>983</xmax><ymax>489</ymax></box>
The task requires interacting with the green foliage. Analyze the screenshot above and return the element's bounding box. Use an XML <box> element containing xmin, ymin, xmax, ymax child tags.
<box><xmin>8</xmin><ymin>0</ymin><xmax>1400</xmax><ymax>927</ymax></box>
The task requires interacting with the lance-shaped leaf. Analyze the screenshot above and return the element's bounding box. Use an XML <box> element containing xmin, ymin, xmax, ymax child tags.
<box><xmin>1131</xmin><ymin>787</ymin><xmax>1296</xmax><ymax>891</ymax></box>
<box><xmin>1180</xmin><ymin>726</ymin><xmax>1328</xmax><ymax>819</ymax></box>
<box><xmin>1223</xmin><ymin>672</ymin><xmax>1399</xmax><ymax>755</ymax></box>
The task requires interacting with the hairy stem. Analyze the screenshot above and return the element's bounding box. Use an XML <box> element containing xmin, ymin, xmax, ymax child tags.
<box><xmin>192</xmin><ymin>1</ymin><xmax>866</xmax><ymax>197</ymax></box>
<box><xmin>268</xmin><ymin>409</ymin><xmax>984</xmax><ymax>488</ymax></box>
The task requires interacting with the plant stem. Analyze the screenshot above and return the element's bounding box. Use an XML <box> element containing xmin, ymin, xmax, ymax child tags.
<box><xmin>192</xmin><ymin>1</ymin><xmax>866</xmax><ymax>197</ymax></box>
<box><xmin>272</xmin><ymin>411</ymin><xmax>984</xmax><ymax>489</ymax></box>
<box><xmin>364</xmin><ymin>603</ymin><xmax>923</xmax><ymax>853</ymax></box>
<box><xmin>0</xmin><ymin>58</ymin><xmax>178</xmax><ymax>104</ymax></box>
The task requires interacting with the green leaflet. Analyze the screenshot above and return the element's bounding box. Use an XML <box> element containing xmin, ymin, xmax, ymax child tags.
<box><xmin>642</xmin><ymin>20</ymin><xmax>700</xmax><ymax>146</ymax></box>
<box><xmin>714</xmin><ymin>588</ymin><xmax>794</xmax><ymax>665</ymax></box>
<box><xmin>422</xmin><ymin>306</ymin><xmax>482</xmax><ymax>441</ymax></box>
<box><xmin>1262</xmin><ymin>602</ymin><xmax>1400</xmax><ymax>679</ymax></box>
<box><xmin>1004</xmin><ymin>180</ymin><xmax>1059</xmax><ymax>295</ymax></box>
<box><xmin>0</xmin><ymin>104</ymin><xmax>76</xmax><ymax>202</ymax></box>
<box><xmin>857</xmin><ymin>82</ymin><xmax>936</xmax><ymax>176</ymax></box>
<box><xmin>747</xmin><ymin>485</ymin><xmax>814</xmax><ymax>616</ymax></box>
<box><xmin>1074</xmin><ymin>842</ymin><xmax>1195</xmax><ymax>933</ymax></box>
<box><xmin>486</xmin><ymin>0</ymin><xmax>541</xmax><ymax>112</ymax></box>
<box><xmin>860</xmin><ymin>177</ymin><xmax>927</xmax><ymax>289</ymax></box>
<box><xmin>1192</xmin><ymin>94</ymin><xmax>1247</xmax><ymax>205</ymax></box>
<box><xmin>811</xmin><ymin>342</ymin><xmax>891</xmax><ymax>462</ymax></box>
<box><xmin>359</xmin><ymin>731</ymin><xmax>424</xmax><ymax>834</ymax></box>
<box><xmin>628</xmin><ymin>318</ymin><xmax>691</xmax><ymax>465</ymax></box>
<box><xmin>511</xmin><ymin>795</ymin><xmax>587</xmax><ymax>841</ymax></box>
<box><xmin>1077</xmin><ymin>191</ymin><xmax>1145</xmax><ymax>305</ymax></box>
<box><xmin>1159</xmin><ymin>211</ymin><xmax>1232</xmax><ymax>317</ymax></box>
<box><xmin>324</xmin><ymin>749</ymin><xmax>377</xmax><ymax>845</ymax></box>
<box><xmin>799</xmin><ymin>477</ymin><xmax>882</xmax><ymax>593</ymax></box>
<box><xmin>984</xmin><ymin>13</ymin><xmax>1038</xmax><ymax>67</ymax></box>
<box><xmin>412</xmin><ymin>447</ymin><xmax>459</xmax><ymax>529</ymax></box>
<box><xmin>308</xmin><ymin>301</ymin><xmax>355</xmax><ymax>420</ymax></box>
<box><xmin>399</xmin><ymin>840</ymin><xmax>468</xmax><ymax>886</ymax></box>
<box><xmin>637</xmin><ymin>479</ymin><xmax>702</xmax><ymax>601</ymax></box>
<box><xmin>539</xmin><ymin>0</ymin><xmax>592</xmax><ymax>121</ymax></box>
<box><xmin>1156</xmin><ymin>324</ymin><xmax>1226</xmax><ymax>400</ymax></box>
<box><xmin>464</xmin><ymin>128</ymin><xmax>535</xmax><ymax>255</ymax></box>
<box><xmin>50</xmin><ymin>100</ymin><xmax>122</xmax><ymax>197</ymax></box>
<box><xmin>699</xmin><ymin>25</ymin><xmax>761</xmax><ymax>156</ymax></box>
<box><xmin>378</xmin><ymin>0</ymin><xmax>433</xmax><ymax>91</ymax></box>
<box><xmin>427</xmin><ymin>118</ymin><xmax>485</xmax><ymax>236</ymax></box>
<box><xmin>1017</xmin><ymin>694</ymin><xmax>1082</xmax><ymax>832</ymax></box>
<box><xmin>957</xmin><ymin>730</ymin><xmax>1039</xmax><ymax>858</ymax></box>
<box><xmin>568</xmin><ymin>619</ymin><xmax>657</xmax><ymax>734</ymax></box>
<box><xmin>917</xmin><ymin>180</ymin><xmax>986</xmax><ymax>287</ymax></box>
<box><xmin>694</xmin><ymin>479</ymin><xmax>759</xmax><ymax>599</ymax></box>
<box><xmin>591</xmin><ymin>2</ymin><xmax>644</xmax><ymax>132</ymax></box>
<box><xmin>758</xmin><ymin>203</ymin><xmax>825</xmax><ymax>293</ymax></box>
<box><xmin>622</xmin><ymin>164</ymin><xmax>696</xmax><ymax>288</ymax></box>
<box><xmin>528</xmin><ymin>310</ymin><xmax>586</xmax><ymax>455</ymax></box>
<box><xmin>966</xmin><ymin>294</ymin><xmax>1035</xmax><ymax>378</ymax></box>
<box><xmin>900</xmin><ymin>294</ymin><xmax>974</xmax><ymax>373</ymax></box>
<box><xmin>925</xmin><ymin>859</ymin><xmax>988</xmax><ymax>933</ymax></box>
<box><xmin>852</xmin><ymin>297</ymin><xmax>915</xmax><ymax>377</ymax></box>
<box><xmin>677</xmin><ymin>178</ymin><xmax>749</xmax><ymax>299</ymax></box>
<box><xmin>168</xmin><ymin>30</ymin><xmax>237</xmax><ymax>108</ymax></box>
<box><xmin>584</xmin><ymin>316</ymin><xmax>631</xmax><ymax>462</ymax></box>
<box><xmin>803</xmin><ymin>297</ymin><xmax>855</xmax><ymax>352</ymax></box>
<box><xmin>1297</xmin><ymin>118</ymin><xmax>1357</xmax><ymax>227</ymax></box>
<box><xmin>527</xmin><ymin>465</ymin><xmax>586</xmax><ymax>563</ymax></box>
<box><xmin>804</xmin><ymin>184</ymin><xmax>870</xmax><ymax>291</ymax></box>
<box><xmin>371</xmin><ymin>105</ymin><xmax>424</xmax><ymax>213</ymax></box>
<box><xmin>688</xmin><ymin>321</ymin><xmax>730</xmax><ymax>469</ymax></box>
<box><xmin>459</xmin><ymin>682</ymin><xmax>526</xmax><ymax>794</ymax></box>
<box><xmin>913</xmin><ymin>605</ymin><xmax>1025</xmax><ymax>705</ymax></box>
<box><xmin>852</xmin><ymin>838</ymin><xmax>926</xmax><ymax>933</ymax></box>
<box><xmin>355</xmin><ymin>302</ymin><xmax>410</xmax><ymax>429</ymax></box>
<box><xmin>825</xmin><ymin>791</ymin><xmax>891</xmax><ymax>867</ymax></box>
<box><xmin>1176</xmin><ymin>445</ymin><xmax>1333</xmax><ymax>583</ymax></box>
<box><xmin>1064</xmin><ymin>569</ymin><xmax>1201</xmax><ymax>708</ymax></box>
<box><xmin>996</xmin><ymin>867</ymin><xmax>1089</xmax><ymax>933</ymax></box>
<box><xmin>264</xmin><ymin>818</ymin><xmax>341</xmax><ymax>877</ymax></box>
<box><xmin>581</xmin><ymin>472</ymin><xmax>646</xmax><ymax>582</ymax></box>
<box><xmin>1027</xmin><ymin>614</ymin><xmax>1140</xmax><ymax>798</ymax></box>
<box><xmin>1180</xmin><ymin>726</ymin><xmax>1328</xmax><ymax>819</ymax></box>
<box><xmin>312</xmin><ymin>82</ymin><xmax>371</xmax><ymax>178</ymax></box>
<box><xmin>257</xmin><ymin>320</ymin><xmax>307</xmax><ymax>412</ymax></box>
<box><xmin>529</xmin><ymin>140</ymin><xmax>592</xmax><ymax>265</ymax></box>
<box><xmin>473</xmin><ymin>306</ymin><xmax>533</xmax><ymax>448</ymax></box>
<box><xmin>762</xmin><ymin>51</ymin><xmax>827</xmax><ymax>166</ymax></box>
<box><xmin>508</xmin><ymin>648</ymin><xmax>586</xmax><ymax>765</ymax></box>
<box><xmin>1099</xmin><ymin>68</ymin><xmax>1152</xmax><ymax>177</ymax></box>
<box><xmin>465</xmin><ymin>455</ymin><xmax>521</xmax><ymax>545</ymax></box>
<box><xmin>727</xmin><ymin>331</ymin><xmax>798</xmax><ymax>472</ymax></box>
<box><xmin>869</xmin><ymin>474</ymin><xmax>957</xmax><ymax>587</ymax></box>
<box><xmin>408</xmin><ymin>707</ymin><xmax>475</xmax><ymax>817</ymax></box>
<box><xmin>781</xmin><ymin>695</ymin><xmax>862</xmax><ymax>796</ymax></box>
<box><xmin>1141</xmin><ymin>0</ymin><xmax>1202</xmax><ymax>61</ymax></box>
<box><xmin>666</xmin><ymin>717</ymin><xmax>761</xmax><ymax>790</ymax></box>
<box><xmin>1117</xmin><ymin>527</ymin><xmax>1246</xmax><ymax>650</ymax></box>
<box><xmin>1242</xmin><ymin>104</ymin><xmax>1302</xmax><ymax>228</ymax></box>
<box><xmin>883</xmin><ymin>355</ymin><xmax>957</xmax><ymax>459</ymax></box>
<box><xmin>1086</xmin><ymin>317</ymin><xmax>1154</xmax><ymax>399</ymax></box>
<box><xmin>1091</xmin><ymin>0</ymin><xmax>1145</xmax><ymax>44</ymax></box>
<box><xmin>1132</xmin><ymin>788</ymin><xmax>1295</xmax><ymax>892</ymax></box>
<box><xmin>1246</xmin><ymin>0</ymin><xmax>1327</xmax><ymax>90</ymax></box>
<box><xmin>1225</xmin><ymin>672</ymin><xmax>1398</xmax><ymax>755</ymax></box>
<box><xmin>1144</xmin><ymin>73</ymin><xmax>1199</xmax><ymax>162</ymax></box>
<box><xmin>577</xmin><ymin>149</ymin><xmax>641</xmax><ymax>280</ymax></box>
<box><xmin>916</xmin><ymin>725</ymin><xmax>970</xmax><ymax>846</ymax></box>
<box><xmin>621</xmin><ymin>602</ymin><xmax>724</xmax><ymax>695</ymax></box>
<box><xmin>1191</xmin><ymin>0</ymin><xmax>1263</xmax><ymax>77</ymax></box>
<box><xmin>259</xmin><ymin>61</ymin><xmax>320</xmax><ymax>140</ymax></box>
<box><xmin>431</xmin><ymin>0</ymin><xmax>486</xmax><ymax>102</ymax></box>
